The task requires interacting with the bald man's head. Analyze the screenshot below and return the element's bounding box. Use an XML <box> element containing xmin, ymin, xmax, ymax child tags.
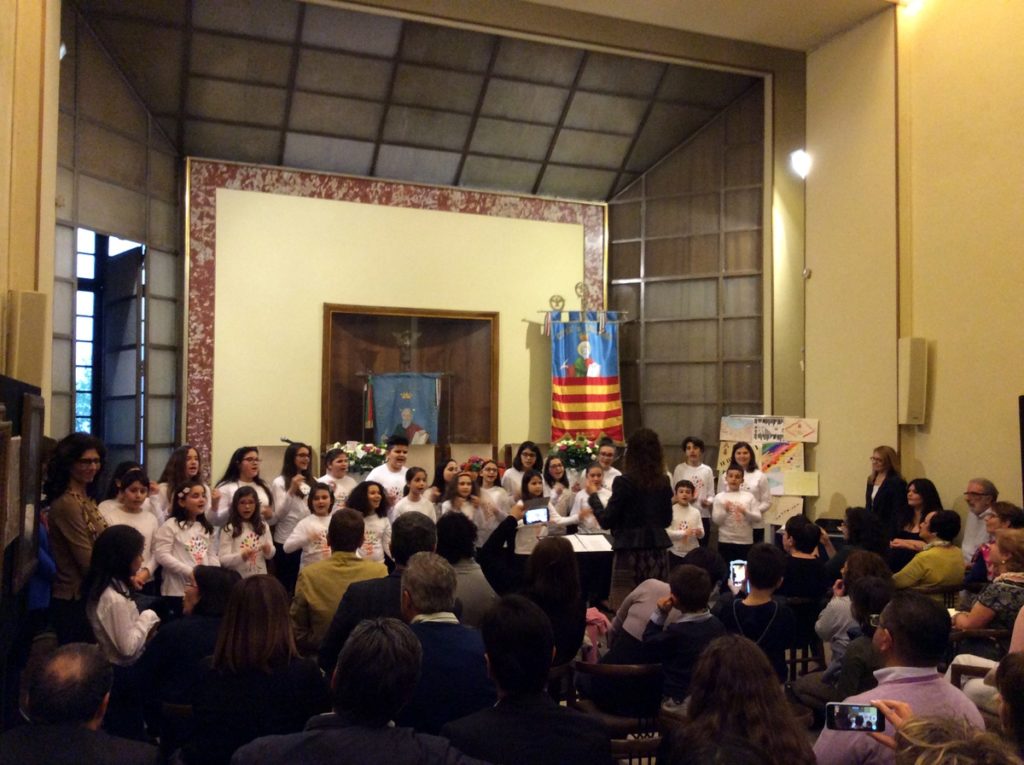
<box><xmin>28</xmin><ymin>644</ymin><xmax>112</xmax><ymax>727</ymax></box>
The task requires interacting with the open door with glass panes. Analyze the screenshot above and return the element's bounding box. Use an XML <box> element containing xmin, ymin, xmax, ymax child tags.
<box><xmin>100</xmin><ymin>243</ymin><xmax>144</xmax><ymax>482</ymax></box>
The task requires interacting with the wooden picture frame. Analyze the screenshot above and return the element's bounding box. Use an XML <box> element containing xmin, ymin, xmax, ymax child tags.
<box><xmin>321</xmin><ymin>305</ymin><xmax>499</xmax><ymax>448</ymax></box>
<box><xmin>14</xmin><ymin>393</ymin><xmax>44</xmax><ymax>591</ymax></box>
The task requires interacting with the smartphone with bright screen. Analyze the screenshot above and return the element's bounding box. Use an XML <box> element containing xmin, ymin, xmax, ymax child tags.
<box><xmin>524</xmin><ymin>507</ymin><xmax>548</xmax><ymax>525</ymax></box>
<box><xmin>825</xmin><ymin>703</ymin><xmax>884</xmax><ymax>732</ymax></box>
<box><xmin>729</xmin><ymin>560</ymin><xmax>746</xmax><ymax>587</ymax></box>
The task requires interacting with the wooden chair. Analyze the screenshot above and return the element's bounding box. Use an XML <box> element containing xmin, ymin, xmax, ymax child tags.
<box><xmin>610</xmin><ymin>734</ymin><xmax>662</xmax><ymax>765</ymax></box>
<box><xmin>782</xmin><ymin>596</ymin><xmax>826</xmax><ymax>680</ymax></box>
<box><xmin>948</xmin><ymin>661</ymin><xmax>1002</xmax><ymax>732</ymax></box>
<box><xmin>912</xmin><ymin>584</ymin><xmax>963</xmax><ymax>608</ymax></box>
<box><xmin>570</xmin><ymin>661</ymin><xmax>663</xmax><ymax>739</ymax></box>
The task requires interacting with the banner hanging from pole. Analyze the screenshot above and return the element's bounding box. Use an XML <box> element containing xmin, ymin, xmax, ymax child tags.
<box><xmin>550</xmin><ymin>311</ymin><xmax>624</xmax><ymax>442</ymax></box>
<box><xmin>369</xmin><ymin>373</ymin><xmax>442</xmax><ymax>445</ymax></box>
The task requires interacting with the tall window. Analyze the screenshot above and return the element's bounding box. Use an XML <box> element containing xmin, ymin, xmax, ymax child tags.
<box><xmin>74</xmin><ymin>229</ymin><xmax>98</xmax><ymax>433</ymax></box>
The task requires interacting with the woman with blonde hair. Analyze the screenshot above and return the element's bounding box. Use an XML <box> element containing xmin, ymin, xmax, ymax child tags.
<box><xmin>866</xmin><ymin>445</ymin><xmax>907</xmax><ymax>539</ymax></box>
<box><xmin>183</xmin><ymin>575</ymin><xmax>329</xmax><ymax>764</ymax></box>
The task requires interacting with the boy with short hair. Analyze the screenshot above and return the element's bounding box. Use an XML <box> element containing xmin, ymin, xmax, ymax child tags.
<box><xmin>666</xmin><ymin>480</ymin><xmax>703</xmax><ymax>566</ymax></box>
<box><xmin>671</xmin><ymin>436</ymin><xmax>715</xmax><ymax>545</ymax></box>
<box><xmin>711</xmin><ymin>463</ymin><xmax>760</xmax><ymax>564</ymax></box>
<box><xmin>778</xmin><ymin>515</ymin><xmax>830</xmax><ymax>599</ymax></box>
<box><xmin>365</xmin><ymin>436</ymin><xmax>409</xmax><ymax>510</ymax></box>
<box><xmin>714</xmin><ymin>543</ymin><xmax>796</xmax><ymax>682</ymax></box>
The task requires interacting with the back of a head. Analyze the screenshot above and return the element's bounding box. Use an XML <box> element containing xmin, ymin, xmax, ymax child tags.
<box><xmin>669</xmin><ymin>564</ymin><xmax>712</xmax><ymax>613</ymax></box>
<box><xmin>843</xmin><ymin>550</ymin><xmax>892</xmax><ymax>589</ymax></box>
<box><xmin>681</xmin><ymin>547</ymin><xmax>728</xmax><ymax>587</ymax></box>
<box><xmin>401</xmin><ymin>551</ymin><xmax>456</xmax><ymax>615</ymax></box>
<box><xmin>664</xmin><ymin>728</ymin><xmax>771</xmax><ymax>765</ymax></box>
<box><xmin>895</xmin><ymin>716</ymin><xmax>1022</xmax><ymax>765</ymax></box>
<box><xmin>391</xmin><ymin>511</ymin><xmax>437</xmax><ymax>566</ymax></box>
<box><xmin>624</xmin><ymin>427</ymin><xmax>668</xmax><ymax>489</ymax></box>
<box><xmin>334</xmin><ymin>617</ymin><xmax>422</xmax><ymax>726</ymax></box>
<box><xmin>791</xmin><ymin>520</ymin><xmax>821</xmax><ymax>554</ymax></box>
<box><xmin>83</xmin><ymin>524</ymin><xmax>145</xmax><ymax>603</ymax></box>
<box><xmin>996</xmin><ymin>653</ymin><xmax>1024</xmax><ymax>747</ymax></box>
<box><xmin>746</xmin><ymin>543</ymin><xmax>786</xmax><ymax>590</ymax></box>
<box><xmin>213</xmin><ymin>575</ymin><xmax>296</xmax><ymax>674</ymax></box>
<box><xmin>849</xmin><ymin>576</ymin><xmax>894</xmax><ymax>635</ymax></box>
<box><xmin>993</xmin><ymin>502</ymin><xmax>1024</xmax><ymax>530</ymax></box>
<box><xmin>995</xmin><ymin>529</ymin><xmax>1024</xmax><ymax>573</ymax></box>
<box><xmin>481</xmin><ymin>595</ymin><xmax>554</xmax><ymax>696</ymax></box>
<box><xmin>328</xmin><ymin>508</ymin><xmax>365</xmax><ymax>553</ymax></box>
<box><xmin>28</xmin><ymin>644</ymin><xmax>112</xmax><ymax>725</ymax></box>
<box><xmin>525</xmin><ymin>536</ymin><xmax>580</xmax><ymax>607</ymax></box>
<box><xmin>192</xmin><ymin>565</ymin><xmax>242</xmax><ymax>617</ymax></box>
<box><xmin>881</xmin><ymin>592</ymin><xmax>950</xmax><ymax>667</ymax></box>
<box><xmin>928</xmin><ymin>509</ymin><xmax>961</xmax><ymax>542</ymax></box>
<box><xmin>435</xmin><ymin>511</ymin><xmax>477</xmax><ymax>565</ymax></box>
<box><xmin>844</xmin><ymin>507</ymin><xmax>888</xmax><ymax>554</ymax></box>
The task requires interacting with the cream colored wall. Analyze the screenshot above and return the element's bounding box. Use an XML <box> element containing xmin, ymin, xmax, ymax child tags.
<box><xmin>1</xmin><ymin>0</ymin><xmax>59</xmax><ymax>412</ymax></box>
<box><xmin>805</xmin><ymin>10</ymin><xmax>898</xmax><ymax>518</ymax></box>
<box><xmin>897</xmin><ymin>1</ymin><xmax>1024</xmax><ymax>507</ymax></box>
<box><xmin>210</xmin><ymin>188</ymin><xmax>582</xmax><ymax>473</ymax></box>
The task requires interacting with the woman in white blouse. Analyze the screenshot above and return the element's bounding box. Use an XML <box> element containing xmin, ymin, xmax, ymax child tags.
<box><xmin>271</xmin><ymin>442</ymin><xmax>315</xmax><ymax>593</ymax></box>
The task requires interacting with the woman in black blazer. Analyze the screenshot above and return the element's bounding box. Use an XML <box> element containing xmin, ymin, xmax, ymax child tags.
<box><xmin>865</xmin><ymin>445</ymin><xmax>907</xmax><ymax>540</ymax></box>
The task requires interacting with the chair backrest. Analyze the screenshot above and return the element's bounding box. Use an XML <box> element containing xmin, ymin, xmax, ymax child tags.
<box><xmin>573</xmin><ymin>660</ymin><xmax>664</xmax><ymax>720</ymax></box>
<box><xmin>912</xmin><ymin>584</ymin><xmax>962</xmax><ymax>608</ymax></box>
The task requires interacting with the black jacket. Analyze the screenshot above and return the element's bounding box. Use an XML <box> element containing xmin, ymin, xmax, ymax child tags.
<box><xmin>597</xmin><ymin>475</ymin><xmax>673</xmax><ymax>550</ymax></box>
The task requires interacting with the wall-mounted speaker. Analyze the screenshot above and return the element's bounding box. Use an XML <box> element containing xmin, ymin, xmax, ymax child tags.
<box><xmin>5</xmin><ymin>290</ymin><xmax>48</xmax><ymax>388</ymax></box>
<box><xmin>898</xmin><ymin>336</ymin><xmax>928</xmax><ymax>425</ymax></box>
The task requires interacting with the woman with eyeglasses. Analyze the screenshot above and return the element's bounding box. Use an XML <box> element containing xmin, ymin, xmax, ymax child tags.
<box><xmin>44</xmin><ymin>432</ymin><xmax>109</xmax><ymax>644</ymax></box>
<box><xmin>865</xmin><ymin>445</ymin><xmax>908</xmax><ymax>540</ymax></box>
<box><xmin>211</xmin><ymin>446</ymin><xmax>275</xmax><ymax>529</ymax></box>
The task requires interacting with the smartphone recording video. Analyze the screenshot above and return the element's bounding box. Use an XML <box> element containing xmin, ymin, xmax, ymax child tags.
<box><xmin>825</xmin><ymin>703</ymin><xmax>884</xmax><ymax>732</ymax></box>
<box><xmin>729</xmin><ymin>560</ymin><xmax>746</xmax><ymax>587</ymax></box>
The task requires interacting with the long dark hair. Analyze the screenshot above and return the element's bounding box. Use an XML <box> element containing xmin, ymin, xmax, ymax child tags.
<box><xmin>843</xmin><ymin>506</ymin><xmax>888</xmax><ymax>554</ymax></box>
<box><xmin>512</xmin><ymin>442</ymin><xmax>541</xmax><ymax>472</ymax></box>
<box><xmin>684</xmin><ymin>635</ymin><xmax>816</xmax><ymax>765</ymax></box>
<box><xmin>731</xmin><ymin>441</ymin><xmax>759</xmax><ymax>472</ymax></box>
<box><xmin>897</xmin><ymin>477</ymin><xmax>943</xmax><ymax>531</ymax></box>
<box><xmin>83</xmin><ymin>525</ymin><xmax>144</xmax><ymax>604</ymax></box>
<box><xmin>519</xmin><ymin>469</ymin><xmax>544</xmax><ymax>499</ymax></box>
<box><xmin>158</xmin><ymin>445</ymin><xmax>204</xmax><ymax>505</ymax></box>
<box><xmin>216</xmin><ymin>446</ymin><xmax>274</xmax><ymax>510</ymax></box>
<box><xmin>212</xmin><ymin>575</ymin><xmax>297</xmax><ymax>674</ymax></box>
<box><xmin>104</xmin><ymin>461</ymin><xmax>142</xmax><ymax>499</ymax></box>
<box><xmin>170</xmin><ymin>478</ymin><xmax>213</xmax><ymax>533</ymax></box>
<box><xmin>524</xmin><ymin>537</ymin><xmax>580</xmax><ymax>609</ymax></box>
<box><xmin>347</xmin><ymin>481</ymin><xmax>389</xmax><ymax>519</ymax></box>
<box><xmin>280</xmin><ymin>442</ymin><xmax>315</xmax><ymax>490</ymax></box>
<box><xmin>226</xmin><ymin>486</ymin><xmax>266</xmax><ymax>537</ymax></box>
<box><xmin>43</xmin><ymin>433</ymin><xmax>107</xmax><ymax>502</ymax></box>
<box><xmin>623</xmin><ymin>428</ymin><xmax>671</xmax><ymax>492</ymax></box>
<box><xmin>542</xmin><ymin>455</ymin><xmax>569</xmax><ymax>490</ymax></box>
<box><xmin>430</xmin><ymin>458</ymin><xmax>458</xmax><ymax>498</ymax></box>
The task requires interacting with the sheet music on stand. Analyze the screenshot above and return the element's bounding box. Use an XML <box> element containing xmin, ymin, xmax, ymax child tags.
<box><xmin>565</xmin><ymin>533</ymin><xmax>612</xmax><ymax>553</ymax></box>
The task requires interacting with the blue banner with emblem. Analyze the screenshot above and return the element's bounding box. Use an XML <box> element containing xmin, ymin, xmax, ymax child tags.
<box><xmin>370</xmin><ymin>373</ymin><xmax>442</xmax><ymax>445</ymax></box>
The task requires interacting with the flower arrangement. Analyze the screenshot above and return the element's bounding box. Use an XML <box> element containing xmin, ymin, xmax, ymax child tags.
<box><xmin>460</xmin><ymin>455</ymin><xmax>490</xmax><ymax>474</ymax></box>
<box><xmin>552</xmin><ymin>434</ymin><xmax>599</xmax><ymax>470</ymax></box>
<box><xmin>325</xmin><ymin>441</ymin><xmax>387</xmax><ymax>473</ymax></box>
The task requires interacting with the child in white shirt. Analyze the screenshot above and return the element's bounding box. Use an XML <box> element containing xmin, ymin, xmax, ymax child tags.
<box><xmin>318</xmin><ymin>446</ymin><xmax>358</xmax><ymax>512</ymax></box>
<box><xmin>712</xmin><ymin>463</ymin><xmax>761</xmax><ymax>564</ymax></box>
<box><xmin>283</xmin><ymin>482</ymin><xmax>334</xmax><ymax>569</ymax></box>
<box><xmin>152</xmin><ymin>479</ymin><xmax>218</xmax><ymax>617</ymax></box>
<box><xmin>555</xmin><ymin>464</ymin><xmax>610</xmax><ymax>534</ymax></box>
<box><xmin>671</xmin><ymin>436</ymin><xmax>716</xmax><ymax>543</ymax></box>
<box><xmin>392</xmin><ymin>467</ymin><xmax>438</xmax><ymax>522</ymax></box>
<box><xmin>667</xmin><ymin>480</ymin><xmax>704</xmax><ymax>563</ymax></box>
<box><xmin>364</xmin><ymin>436</ymin><xmax>409</xmax><ymax>509</ymax></box>
<box><xmin>218</xmin><ymin>486</ymin><xmax>275</xmax><ymax>578</ymax></box>
<box><xmin>98</xmin><ymin>467</ymin><xmax>159</xmax><ymax>591</ymax></box>
<box><xmin>348</xmin><ymin>481</ymin><xmax>392</xmax><ymax>562</ymax></box>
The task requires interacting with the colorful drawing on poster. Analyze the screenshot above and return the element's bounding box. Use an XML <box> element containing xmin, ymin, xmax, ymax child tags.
<box><xmin>764</xmin><ymin>496</ymin><xmax>804</xmax><ymax>526</ymax></box>
<box><xmin>760</xmin><ymin>442</ymin><xmax>805</xmax><ymax>473</ymax></box>
<box><xmin>752</xmin><ymin>416</ymin><xmax>785</xmax><ymax>442</ymax></box>
<box><xmin>717</xmin><ymin>441</ymin><xmax>736</xmax><ymax>472</ymax></box>
<box><xmin>783</xmin><ymin>471</ymin><xmax>819</xmax><ymax>497</ymax></box>
<box><xmin>720</xmin><ymin>416</ymin><xmax>754</xmax><ymax>443</ymax></box>
<box><xmin>783</xmin><ymin>417</ymin><xmax>819</xmax><ymax>443</ymax></box>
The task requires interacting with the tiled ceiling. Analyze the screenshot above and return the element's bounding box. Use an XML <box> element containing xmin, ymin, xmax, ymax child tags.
<box><xmin>74</xmin><ymin>0</ymin><xmax>760</xmax><ymax>201</ymax></box>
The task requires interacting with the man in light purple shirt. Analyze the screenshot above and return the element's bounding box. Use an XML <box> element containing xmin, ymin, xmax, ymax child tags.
<box><xmin>813</xmin><ymin>592</ymin><xmax>984</xmax><ymax>765</ymax></box>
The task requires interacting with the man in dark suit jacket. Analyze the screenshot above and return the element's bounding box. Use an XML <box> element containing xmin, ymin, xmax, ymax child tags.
<box><xmin>395</xmin><ymin>552</ymin><xmax>495</xmax><ymax>734</ymax></box>
<box><xmin>318</xmin><ymin>511</ymin><xmax>437</xmax><ymax>673</ymax></box>
<box><xmin>0</xmin><ymin>643</ymin><xmax>159</xmax><ymax>765</ymax></box>
<box><xmin>442</xmin><ymin>595</ymin><xmax>613</xmax><ymax>765</ymax></box>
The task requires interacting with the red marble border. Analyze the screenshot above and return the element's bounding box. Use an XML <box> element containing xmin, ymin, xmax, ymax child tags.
<box><xmin>186</xmin><ymin>159</ymin><xmax>606</xmax><ymax>460</ymax></box>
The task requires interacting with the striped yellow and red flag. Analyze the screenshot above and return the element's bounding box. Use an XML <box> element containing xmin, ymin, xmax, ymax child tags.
<box><xmin>550</xmin><ymin>311</ymin><xmax>624</xmax><ymax>441</ymax></box>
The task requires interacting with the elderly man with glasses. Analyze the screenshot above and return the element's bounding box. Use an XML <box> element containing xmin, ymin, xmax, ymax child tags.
<box><xmin>962</xmin><ymin>478</ymin><xmax>999</xmax><ymax>565</ymax></box>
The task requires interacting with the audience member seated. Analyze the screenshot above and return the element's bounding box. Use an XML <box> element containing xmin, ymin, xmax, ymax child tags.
<box><xmin>317</xmin><ymin>512</ymin><xmax>437</xmax><ymax>673</ymax></box>
<box><xmin>791</xmin><ymin>575</ymin><xmax>893</xmax><ymax>721</ymax></box>
<box><xmin>870</xmin><ymin>707</ymin><xmax>1020</xmax><ymax>765</ymax></box>
<box><xmin>521</xmin><ymin>536</ymin><xmax>587</xmax><ymax>666</ymax></box>
<box><xmin>136</xmin><ymin>565</ymin><xmax>240</xmax><ymax>750</ymax></box>
<box><xmin>821</xmin><ymin>506</ymin><xmax>888</xmax><ymax>583</ymax></box>
<box><xmin>813</xmin><ymin>591</ymin><xmax>985</xmax><ymax>765</ymax></box>
<box><xmin>962</xmin><ymin>478</ymin><xmax>1000</xmax><ymax>566</ymax></box>
<box><xmin>777</xmin><ymin>515</ymin><xmax>830</xmax><ymax>599</ymax></box>
<box><xmin>814</xmin><ymin>551</ymin><xmax>892</xmax><ymax>672</ymax></box>
<box><xmin>395</xmin><ymin>552</ymin><xmax>496</xmax><ymax>734</ymax></box>
<box><xmin>605</xmin><ymin>577</ymin><xmax>676</xmax><ymax>664</ymax></box>
<box><xmin>231</xmin><ymin>618</ymin><xmax>486</xmax><ymax>764</ymax></box>
<box><xmin>441</xmin><ymin>595</ymin><xmax>613</xmax><ymax>765</ymax></box>
<box><xmin>660</xmin><ymin>634</ymin><xmax>815</xmax><ymax>765</ymax></box>
<box><xmin>290</xmin><ymin>509</ymin><xmax>387</xmax><ymax>654</ymax></box>
<box><xmin>952</xmin><ymin>528</ymin><xmax>1024</xmax><ymax>660</ymax></box>
<box><xmin>714</xmin><ymin>543</ymin><xmax>796</xmax><ymax>682</ymax></box>
<box><xmin>0</xmin><ymin>643</ymin><xmax>159</xmax><ymax>765</ymax></box>
<box><xmin>965</xmin><ymin>502</ymin><xmax>1024</xmax><ymax>585</ymax></box>
<box><xmin>641</xmin><ymin>563</ymin><xmax>725</xmax><ymax>706</ymax></box>
<box><xmin>887</xmin><ymin>478</ymin><xmax>944</xmax><ymax>573</ymax></box>
<box><xmin>892</xmin><ymin>509</ymin><xmax>963</xmax><ymax>592</ymax></box>
<box><xmin>436</xmin><ymin>512</ymin><xmax>497</xmax><ymax>628</ymax></box>
<box><xmin>995</xmin><ymin>653</ymin><xmax>1024</xmax><ymax>758</ymax></box>
<box><xmin>183</xmin><ymin>576</ymin><xmax>330</xmax><ymax>765</ymax></box>
<box><xmin>949</xmin><ymin>605</ymin><xmax>1024</xmax><ymax>715</ymax></box>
